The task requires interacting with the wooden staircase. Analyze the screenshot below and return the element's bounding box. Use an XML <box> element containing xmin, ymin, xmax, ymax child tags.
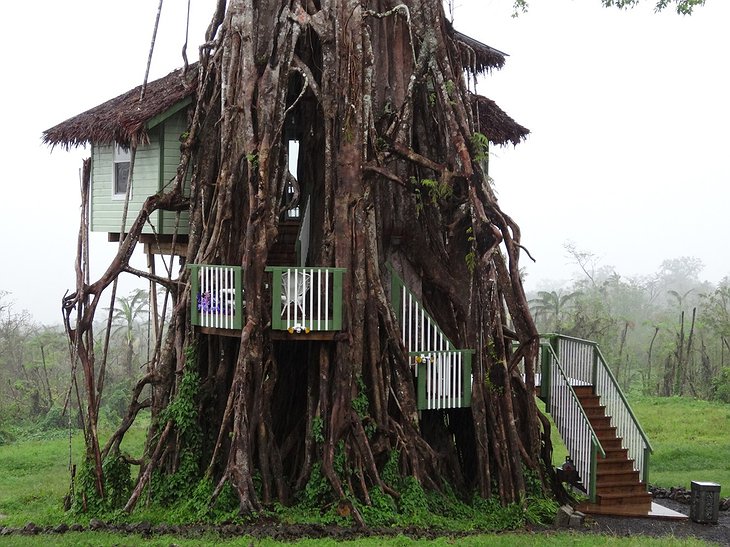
<box><xmin>572</xmin><ymin>385</ymin><xmax>653</xmax><ymax>516</ymax></box>
<box><xmin>268</xmin><ymin>220</ymin><xmax>300</xmax><ymax>266</ymax></box>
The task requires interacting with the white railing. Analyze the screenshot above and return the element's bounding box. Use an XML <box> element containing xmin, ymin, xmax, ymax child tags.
<box><xmin>189</xmin><ymin>264</ymin><xmax>243</xmax><ymax>330</ymax></box>
<box><xmin>388</xmin><ymin>265</ymin><xmax>475</xmax><ymax>410</ymax></box>
<box><xmin>541</xmin><ymin>343</ymin><xmax>604</xmax><ymax>501</ymax></box>
<box><xmin>414</xmin><ymin>350</ymin><xmax>473</xmax><ymax>410</ymax></box>
<box><xmin>548</xmin><ymin>335</ymin><xmax>653</xmax><ymax>484</ymax></box>
<box><xmin>267</xmin><ymin>267</ymin><xmax>345</xmax><ymax>332</ymax></box>
<box><xmin>388</xmin><ymin>266</ymin><xmax>454</xmax><ymax>358</ymax></box>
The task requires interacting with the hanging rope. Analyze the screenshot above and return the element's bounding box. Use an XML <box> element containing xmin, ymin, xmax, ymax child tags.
<box><xmin>141</xmin><ymin>0</ymin><xmax>165</xmax><ymax>101</ymax></box>
<box><xmin>182</xmin><ymin>0</ymin><xmax>191</xmax><ymax>73</ymax></box>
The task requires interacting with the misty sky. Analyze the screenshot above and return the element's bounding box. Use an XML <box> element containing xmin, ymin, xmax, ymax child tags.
<box><xmin>0</xmin><ymin>0</ymin><xmax>728</xmax><ymax>324</ymax></box>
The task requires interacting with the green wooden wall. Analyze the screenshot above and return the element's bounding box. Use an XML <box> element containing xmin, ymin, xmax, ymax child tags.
<box><xmin>90</xmin><ymin>109</ymin><xmax>190</xmax><ymax>235</ymax></box>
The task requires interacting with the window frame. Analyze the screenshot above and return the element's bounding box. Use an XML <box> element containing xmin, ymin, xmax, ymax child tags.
<box><xmin>112</xmin><ymin>143</ymin><xmax>131</xmax><ymax>200</ymax></box>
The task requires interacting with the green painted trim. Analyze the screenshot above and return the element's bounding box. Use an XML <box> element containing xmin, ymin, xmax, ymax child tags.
<box><xmin>540</xmin><ymin>342</ymin><xmax>552</xmax><ymax>404</ymax></box>
<box><xmin>188</xmin><ymin>264</ymin><xmax>243</xmax><ymax>330</ymax></box>
<box><xmin>156</xmin><ymin>125</ymin><xmax>164</xmax><ymax>231</ymax></box>
<box><xmin>388</xmin><ymin>264</ymin><xmax>403</xmax><ymax>319</ymax></box>
<box><xmin>643</xmin><ymin>447</ymin><xmax>650</xmax><ymax>485</ymax></box>
<box><xmin>264</xmin><ymin>266</ymin><xmax>347</xmax><ymax>331</ymax></box>
<box><xmin>234</xmin><ymin>267</ymin><xmax>243</xmax><ymax>330</ymax></box>
<box><xmin>331</xmin><ymin>269</ymin><xmax>344</xmax><ymax>331</ymax></box>
<box><xmin>268</xmin><ymin>267</ymin><xmax>284</xmax><ymax>331</ymax></box>
<box><xmin>145</xmin><ymin>96</ymin><xmax>193</xmax><ymax>130</ymax></box>
<box><xmin>462</xmin><ymin>351</ymin><xmax>472</xmax><ymax>408</ymax></box>
<box><xmin>590</xmin><ymin>440</ymin><xmax>599</xmax><ymax>504</ymax></box>
<box><xmin>188</xmin><ymin>264</ymin><xmax>201</xmax><ymax>326</ymax></box>
<box><xmin>417</xmin><ymin>361</ymin><xmax>427</xmax><ymax>410</ymax></box>
<box><xmin>409</xmin><ymin>350</ymin><xmax>475</xmax><ymax>410</ymax></box>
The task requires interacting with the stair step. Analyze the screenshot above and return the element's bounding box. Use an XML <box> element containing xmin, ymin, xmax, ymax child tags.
<box><xmin>582</xmin><ymin>405</ymin><xmax>606</xmax><ymax>418</ymax></box>
<box><xmin>597</xmin><ymin>491</ymin><xmax>653</xmax><ymax>505</ymax></box>
<box><xmin>603</xmin><ymin>447</ymin><xmax>628</xmax><ymax>459</ymax></box>
<box><xmin>598</xmin><ymin>438</ymin><xmax>624</xmax><ymax>450</ymax></box>
<box><xmin>596</xmin><ymin>481</ymin><xmax>648</xmax><ymax>495</ymax></box>
<box><xmin>588</xmin><ymin>416</ymin><xmax>613</xmax><ymax>429</ymax></box>
<box><xmin>593</xmin><ymin>426</ymin><xmax>619</xmax><ymax>441</ymax></box>
<box><xmin>572</xmin><ymin>385</ymin><xmax>595</xmax><ymax>397</ymax></box>
<box><xmin>597</xmin><ymin>458</ymin><xmax>635</xmax><ymax>472</ymax></box>
<box><xmin>577</xmin><ymin>394</ymin><xmax>601</xmax><ymax>407</ymax></box>
<box><xmin>596</xmin><ymin>469</ymin><xmax>640</xmax><ymax>483</ymax></box>
<box><xmin>576</xmin><ymin>500</ymin><xmax>655</xmax><ymax>517</ymax></box>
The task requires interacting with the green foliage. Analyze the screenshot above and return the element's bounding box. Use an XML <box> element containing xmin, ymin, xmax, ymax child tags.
<box><xmin>465</xmin><ymin>227</ymin><xmax>477</xmax><ymax>274</ymax></box>
<box><xmin>101</xmin><ymin>454</ymin><xmax>133</xmax><ymax>510</ymax></box>
<box><xmin>358</xmin><ymin>486</ymin><xmax>398</xmax><ymax>527</ymax></box>
<box><xmin>352</xmin><ymin>376</ymin><xmax>369</xmax><ymax>418</ymax></box>
<box><xmin>300</xmin><ymin>462</ymin><xmax>334</xmax><ymax>509</ymax></box>
<box><xmin>514</xmin><ymin>0</ymin><xmax>706</xmax><ymax>17</ymax></box>
<box><xmin>444</xmin><ymin>79</ymin><xmax>456</xmax><ymax>97</ymax></box>
<box><xmin>711</xmin><ymin>367</ymin><xmax>730</xmax><ymax>403</ymax></box>
<box><xmin>311</xmin><ymin>415</ymin><xmax>325</xmax><ymax>443</ymax></box>
<box><xmin>152</xmin><ymin>344</ymin><xmax>203</xmax><ymax>506</ymax></box>
<box><xmin>470</xmin><ymin>132</ymin><xmax>489</xmax><ymax>163</ymax></box>
<box><xmin>411</xmin><ymin>176</ymin><xmax>452</xmax><ymax>216</ymax></box>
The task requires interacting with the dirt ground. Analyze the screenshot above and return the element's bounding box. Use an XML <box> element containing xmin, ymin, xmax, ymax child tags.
<box><xmin>586</xmin><ymin>499</ymin><xmax>730</xmax><ymax>546</ymax></box>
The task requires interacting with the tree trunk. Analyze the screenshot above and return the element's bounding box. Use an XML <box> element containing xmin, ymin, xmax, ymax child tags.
<box><xmin>67</xmin><ymin>0</ymin><xmax>551</xmax><ymax>517</ymax></box>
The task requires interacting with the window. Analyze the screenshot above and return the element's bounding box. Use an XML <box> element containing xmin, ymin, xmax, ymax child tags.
<box><xmin>113</xmin><ymin>143</ymin><xmax>131</xmax><ymax>198</ymax></box>
<box><xmin>285</xmin><ymin>140</ymin><xmax>300</xmax><ymax>219</ymax></box>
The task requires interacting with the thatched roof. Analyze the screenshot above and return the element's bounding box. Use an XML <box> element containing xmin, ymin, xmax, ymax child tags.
<box><xmin>43</xmin><ymin>65</ymin><xmax>198</xmax><ymax>149</ymax></box>
<box><xmin>472</xmin><ymin>94</ymin><xmax>529</xmax><ymax>147</ymax></box>
<box><xmin>452</xmin><ymin>30</ymin><xmax>507</xmax><ymax>73</ymax></box>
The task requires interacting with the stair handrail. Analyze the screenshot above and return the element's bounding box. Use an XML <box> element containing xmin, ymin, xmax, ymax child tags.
<box><xmin>541</xmin><ymin>341</ymin><xmax>605</xmax><ymax>503</ymax></box>
<box><xmin>387</xmin><ymin>264</ymin><xmax>454</xmax><ymax>354</ymax></box>
<box><xmin>546</xmin><ymin>334</ymin><xmax>653</xmax><ymax>484</ymax></box>
<box><xmin>593</xmin><ymin>344</ymin><xmax>653</xmax><ymax>483</ymax></box>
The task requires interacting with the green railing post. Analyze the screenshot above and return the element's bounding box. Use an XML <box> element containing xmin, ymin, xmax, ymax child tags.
<box><xmin>590</xmin><ymin>440</ymin><xmax>599</xmax><ymax>504</ymax></box>
<box><xmin>592</xmin><ymin>344</ymin><xmax>599</xmax><ymax>388</ymax></box>
<box><xmin>389</xmin><ymin>264</ymin><xmax>403</xmax><ymax>318</ymax></box>
<box><xmin>643</xmin><ymin>447</ymin><xmax>651</xmax><ymax>485</ymax></box>
<box><xmin>269</xmin><ymin>267</ymin><xmax>283</xmax><ymax>331</ymax></box>
<box><xmin>189</xmin><ymin>264</ymin><xmax>200</xmax><ymax>326</ymax></box>
<box><xmin>234</xmin><ymin>266</ymin><xmax>243</xmax><ymax>330</ymax></box>
<box><xmin>332</xmin><ymin>269</ymin><xmax>344</xmax><ymax>331</ymax></box>
<box><xmin>462</xmin><ymin>351</ymin><xmax>473</xmax><ymax>408</ymax></box>
<box><xmin>417</xmin><ymin>360</ymin><xmax>427</xmax><ymax>410</ymax></box>
<box><xmin>541</xmin><ymin>341</ymin><xmax>552</xmax><ymax>405</ymax></box>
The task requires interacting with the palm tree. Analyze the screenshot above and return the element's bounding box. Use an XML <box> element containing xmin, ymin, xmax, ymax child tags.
<box><xmin>109</xmin><ymin>289</ymin><xmax>149</xmax><ymax>378</ymax></box>
<box><xmin>529</xmin><ymin>290</ymin><xmax>581</xmax><ymax>333</ymax></box>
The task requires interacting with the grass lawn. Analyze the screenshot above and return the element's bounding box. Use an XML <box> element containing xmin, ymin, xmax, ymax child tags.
<box><xmin>0</xmin><ymin>397</ymin><xmax>727</xmax><ymax>545</ymax></box>
<box><xmin>0</xmin><ymin>422</ymin><xmax>147</xmax><ymax>528</ymax></box>
<box><xmin>630</xmin><ymin>396</ymin><xmax>730</xmax><ymax>497</ymax></box>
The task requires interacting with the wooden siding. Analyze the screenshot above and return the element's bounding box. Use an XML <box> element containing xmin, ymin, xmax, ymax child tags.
<box><xmin>159</xmin><ymin>111</ymin><xmax>190</xmax><ymax>235</ymax></box>
<box><xmin>90</xmin><ymin>110</ymin><xmax>190</xmax><ymax>236</ymax></box>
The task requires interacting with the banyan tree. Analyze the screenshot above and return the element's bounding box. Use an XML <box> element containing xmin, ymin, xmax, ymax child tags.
<box><xmin>44</xmin><ymin>0</ymin><xmax>553</xmax><ymax>520</ymax></box>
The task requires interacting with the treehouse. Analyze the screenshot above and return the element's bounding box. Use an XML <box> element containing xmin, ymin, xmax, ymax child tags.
<box><xmin>42</xmin><ymin>30</ymin><xmax>527</xmax><ymax>340</ymax></box>
<box><xmin>43</xmin><ymin>66</ymin><xmax>197</xmax><ymax>255</ymax></box>
<box><xmin>44</xmin><ymin>22</ymin><xmax>663</xmax><ymax>518</ymax></box>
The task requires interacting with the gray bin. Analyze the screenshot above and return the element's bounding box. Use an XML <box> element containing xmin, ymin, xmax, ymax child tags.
<box><xmin>690</xmin><ymin>481</ymin><xmax>721</xmax><ymax>524</ymax></box>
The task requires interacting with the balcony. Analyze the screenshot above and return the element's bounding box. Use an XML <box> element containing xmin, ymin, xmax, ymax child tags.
<box><xmin>189</xmin><ymin>264</ymin><xmax>345</xmax><ymax>337</ymax></box>
<box><xmin>266</xmin><ymin>266</ymin><xmax>345</xmax><ymax>334</ymax></box>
